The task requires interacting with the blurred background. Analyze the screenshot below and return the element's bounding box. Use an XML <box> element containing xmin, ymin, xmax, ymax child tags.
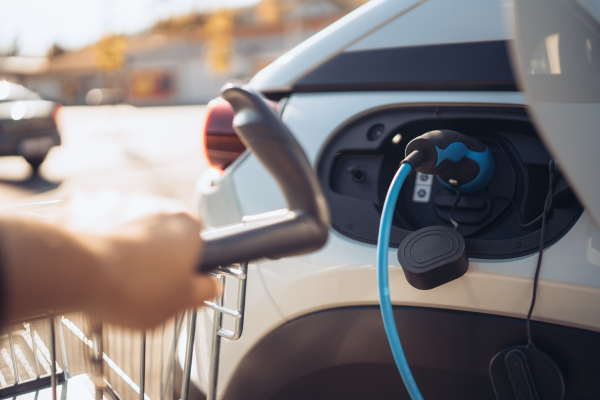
<box><xmin>0</xmin><ymin>0</ymin><xmax>365</xmax><ymax>205</ymax></box>
<box><xmin>0</xmin><ymin>0</ymin><xmax>368</xmax><ymax>206</ymax></box>
<box><xmin>0</xmin><ymin>1</ymin><xmax>367</xmax><ymax>399</ymax></box>
<box><xmin>1</xmin><ymin>0</ymin><xmax>367</xmax><ymax>106</ymax></box>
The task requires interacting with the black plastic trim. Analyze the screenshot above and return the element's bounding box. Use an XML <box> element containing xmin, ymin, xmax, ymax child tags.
<box><xmin>293</xmin><ymin>41</ymin><xmax>518</xmax><ymax>93</ymax></box>
<box><xmin>222</xmin><ymin>306</ymin><xmax>600</xmax><ymax>400</ymax></box>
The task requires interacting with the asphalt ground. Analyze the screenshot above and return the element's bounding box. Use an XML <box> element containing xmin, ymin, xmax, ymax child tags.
<box><xmin>0</xmin><ymin>104</ymin><xmax>210</xmax><ymax>400</ymax></box>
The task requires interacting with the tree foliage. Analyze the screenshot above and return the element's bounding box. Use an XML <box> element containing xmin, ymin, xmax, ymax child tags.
<box><xmin>94</xmin><ymin>35</ymin><xmax>127</xmax><ymax>72</ymax></box>
<box><xmin>205</xmin><ymin>9</ymin><xmax>234</xmax><ymax>74</ymax></box>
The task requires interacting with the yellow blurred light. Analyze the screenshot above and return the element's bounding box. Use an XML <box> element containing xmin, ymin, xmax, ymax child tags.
<box><xmin>205</xmin><ymin>9</ymin><xmax>234</xmax><ymax>74</ymax></box>
<box><xmin>94</xmin><ymin>35</ymin><xmax>127</xmax><ymax>72</ymax></box>
<box><xmin>257</xmin><ymin>0</ymin><xmax>281</xmax><ymax>24</ymax></box>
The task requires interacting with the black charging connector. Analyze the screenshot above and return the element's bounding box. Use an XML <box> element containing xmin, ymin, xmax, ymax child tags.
<box><xmin>396</xmin><ymin>130</ymin><xmax>496</xmax><ymax>290</ymax></box>
<box><xmin>402</xmin><ymin>149</ymin><xmax>428</xmax><ymax>170</ymax></box>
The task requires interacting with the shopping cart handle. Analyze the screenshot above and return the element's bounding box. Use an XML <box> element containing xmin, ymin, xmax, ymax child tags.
<box><xmin>198</xmin><ymin>85</ymin><xmax>330</xmax><ymax>271</ymax></box>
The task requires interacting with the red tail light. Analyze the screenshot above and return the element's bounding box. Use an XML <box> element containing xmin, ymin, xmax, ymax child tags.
<box><xmin>202</xmin><ymin>96</ymin><xmax>278</xmax><ymax>171</ymax></box>
<box><xmin>202</xmin><ymin>98</ymin><xmax>244</xmax><ymax>171</ymax></box>
<box><xmin>51</xmin><ymin>104</ymin><xmax>62</xmax><ymax>124</ymax></box>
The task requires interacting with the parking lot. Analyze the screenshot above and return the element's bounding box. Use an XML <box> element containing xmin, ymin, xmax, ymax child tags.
<box><xmin>0</xmin><ymin>104</ymin><xmax>209</xmax><ymax>208</ymax></box>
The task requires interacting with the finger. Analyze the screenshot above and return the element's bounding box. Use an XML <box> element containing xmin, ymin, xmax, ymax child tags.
<box><xmin>188</xmin><ymin>275</ymin><xmax>219</xmax><ymax>306</ymax></box>
<box><xmin>118</xmin><ymin>194</ymin><xmax>189</xmax><ymax>222</ymax></box>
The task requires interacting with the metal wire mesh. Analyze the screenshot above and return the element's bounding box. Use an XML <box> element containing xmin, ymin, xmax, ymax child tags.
<box><xmin>0</xmin><ymin>262</ymin><xmax>247</xmax><ymax>400</ymax></box>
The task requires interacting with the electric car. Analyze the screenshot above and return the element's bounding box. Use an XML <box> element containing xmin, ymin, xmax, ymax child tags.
<box><xmin>183</xmin><ymin>0</ymin><xmax>600</xmax><ymax>399</ymax></box>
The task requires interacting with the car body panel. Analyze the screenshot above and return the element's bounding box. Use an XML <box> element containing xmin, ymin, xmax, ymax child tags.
<box><xmin>194</xmin><ymin>168</ymin><xmax>244</xmax><ymax>229</ymax></box>
<box><xmin>258</xmin><ymin>213</ymin><xmax>600</xmax><ymax>332</ymax></box>
<box><xmin>249</xmin><ymin>0</ymin><xmax>425</xmax><ymax>92</ymax></box>
<box><xmin>346</xmin><ymin>0</ymin><xmax>507</xmax><ymax>52</ymax></box>
<box><xmin>250</xmin><ymin>0</ymin><xmax>512</xmax><ymax>94</ymax></box>
<box><xmin>229</xmin><ymin>91</ymin><xmax>600</xmax><ymax>332</ymax></box>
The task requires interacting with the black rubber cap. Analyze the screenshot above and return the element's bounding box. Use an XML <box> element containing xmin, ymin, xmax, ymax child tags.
<box><xmin>397</xmin><ymin>226</ymin><xmax>468</xmax><ymax>290</ymax></box>
<box><xmin>489</xmin><ymin>345</ymin><xmax>565</xmax><ymax>400</ymax></box>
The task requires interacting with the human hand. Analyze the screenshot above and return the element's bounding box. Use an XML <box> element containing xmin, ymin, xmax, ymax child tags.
<box><xmin>1</xmin><ymin>192</ymin><xmax>217</xmax><ymax>329</ymax></box>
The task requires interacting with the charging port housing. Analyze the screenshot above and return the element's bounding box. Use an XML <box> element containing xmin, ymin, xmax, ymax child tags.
<box><xmin>317</xmin><ymin>105</ymin><xmax>582</xmax><ymax>259</ymax></box>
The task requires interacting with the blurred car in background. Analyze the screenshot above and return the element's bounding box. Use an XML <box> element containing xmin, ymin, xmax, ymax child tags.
<box><xmin>0</xmin><ymin>80</ymin><xmax>61</xmax><ymax>171</ymax></box>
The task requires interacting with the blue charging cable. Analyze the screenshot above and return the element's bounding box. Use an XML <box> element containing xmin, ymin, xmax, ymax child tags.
<box><xmin>377</xmin><ymin>162</ymin><xmax>424</xmax><ymax>400</ymax></box>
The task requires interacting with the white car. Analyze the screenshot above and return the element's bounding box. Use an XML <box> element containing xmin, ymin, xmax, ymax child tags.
<box><xmin>181</xmin><ymin>0</ymin><xmax>600</xmax><ymax>399</ymax></box>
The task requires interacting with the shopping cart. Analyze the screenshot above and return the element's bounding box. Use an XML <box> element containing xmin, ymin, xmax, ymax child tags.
<box><xmin>0</xmin><ymin>85</ymin><xmax>329</xmax><ymax>400</ymax></box>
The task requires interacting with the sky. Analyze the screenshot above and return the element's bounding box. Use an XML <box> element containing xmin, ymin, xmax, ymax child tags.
<box><xmin>0</xmin><ymin>0</ymin><xmax>261</xmax><ymax>56</ymax></box>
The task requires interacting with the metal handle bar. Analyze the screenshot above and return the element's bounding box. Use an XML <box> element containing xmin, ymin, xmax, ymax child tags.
<box><xmin>199</xmin><ymin>85</ymin><xmax>330</xmax><ymax>271</ymax></box>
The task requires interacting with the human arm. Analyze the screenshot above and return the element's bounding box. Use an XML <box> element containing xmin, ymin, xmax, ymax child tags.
<box><xmin>0</xmin><ymin>196</ymin><xmax>217</xmax><ymax>329</ymax></box>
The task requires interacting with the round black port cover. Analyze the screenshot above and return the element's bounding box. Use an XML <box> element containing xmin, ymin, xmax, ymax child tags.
<box><xmin>397</xmin><ymin>225</ymin><xmax>468</xmax><ymax>290</ymax></box>
<box><xmin>489</xmin><ymin>345</ymin><xmax>564</xmax><ymax>400</ymax></box>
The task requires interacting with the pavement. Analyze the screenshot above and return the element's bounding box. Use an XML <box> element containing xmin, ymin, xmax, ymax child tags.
<box><xmin>0</xmin><ymin>104</ymin><xmax>209</xmax><ymax>209</ymax></box>
<box><xmin>0</xmin><ymin>104</ymin><xmax>211</xmax><ymax>400</ymax></box>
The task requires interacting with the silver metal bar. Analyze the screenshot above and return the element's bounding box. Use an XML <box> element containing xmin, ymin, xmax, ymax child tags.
<box><xmin>130</xmin><ymin>331</ymin><xmax>134</xmax><ymax>397</ymax></box>
<box><xmin>203</xmin><ymin>302</ymin><xmax>241</xmax><ymax>319</ymax></box>
<box><xmin>139</xmin><ymin>331</ymin><xmax>146</xmax><ymax>400</ymax></box>
<box><xmin>172</xmin><ymin>318</ymin><xmax>177</xmax><ymax>400</ymax></box>
<box><xmin>207</xmin><ymin>274</ymin><xmax>226</xmax><ymax>400</ymax></box>
<box><xmin>2</xmin><ymin>200</ymin><xmax>63</xmax><ymax>210</ymax></box>
<box><xmin>50</xmin><ymin>315</ymin><xmax>56</xmax><ymax>400</ymax></box>
<box><xmin>159</xmin><ymin>315</ymin><xmax>184</xmax><ymax>400</ymax></box>
<box><xmin>159</xmin><ymin>322</ymin><xmax>165</xmax><ymax>399</ymax></box>
<box><xmin>229</xmin><ymin>263</ymin><xmax>247</xmax><ymax>341</ymax></box>
<box><xmin>181</xmin><ymin>308</ymin><xmax>197</xmax><ymax>400</ymax></box>
<box><xmin>8</xmin><ymin>325</ymin><xmax>19</xmax><ymax>384</ymax></box>
<box><xmin>215</xmin><ymin>266</ymin><xmax>247</xmax><ymax>280</ymax></box>
<box><xmin>29</xmin><ymin>322</ymin><xmax>41</xmax><ymax>377</ymax></box>
<box><xmin>148</xmin><ymin>328</ymin><xmax>154</xmax><ymax>399</ymax></box>
<box><xmin>57</xmin><ymin>319</ymin><xmax>70</xmax><ymax>379</ymax></box>
<box><xmin>119</xmin><ymin>326</ymin><xmax>125</xmax><ymax>396</ymax></box>
<box><xmin>82</xmin><ymin>314</ymin><xmax>91</xmax><ymax>375</ymax></box>
<box><xmin>89</xmin><ymin>318</ymin><xmax>104</xmax><ymax>400</ymax></box>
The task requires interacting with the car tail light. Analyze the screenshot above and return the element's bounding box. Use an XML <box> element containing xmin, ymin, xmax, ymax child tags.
<box><xmin>202</xmin><ymin>96</ymin><xmax>278</xmax><ymax>171</ymax></box>
<box><xmin>51</xmin><ymin>104</ymin><xmax>62</xmax><ymax>124</ymax></box>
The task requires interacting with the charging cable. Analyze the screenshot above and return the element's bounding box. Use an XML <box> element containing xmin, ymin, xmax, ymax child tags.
<box><xmin>376</xmin><ymin>162</ymin><xmax>424</xmax><ymax>400</ymax></box>
<box><xmin>377</xmin><ymin>130</ymin><xmax>496</xmax><ymax>399</ymax></box>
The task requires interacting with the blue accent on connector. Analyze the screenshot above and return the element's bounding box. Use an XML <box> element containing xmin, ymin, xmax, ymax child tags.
<box><xmin>377</xmin><ymin>163</ymin><xmax>424</xmax><ymax>400</ymax></box>
<box><xmin>435</xmin><ymin>143</ymin><xmax>495</xmax><ymax>193</ymax></box>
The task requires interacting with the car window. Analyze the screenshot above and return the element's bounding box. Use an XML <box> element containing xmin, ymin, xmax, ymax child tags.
<box><xmin>0</xmin><ymin>81</ymin><xmax>42</xmax><ymax>102</ymax></box>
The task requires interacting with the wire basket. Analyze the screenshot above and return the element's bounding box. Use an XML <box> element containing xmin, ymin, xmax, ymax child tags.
<box><xmin>0</xmin><ymin>262</ymin><xmax>247</xmax><ymax>400</ymax></box>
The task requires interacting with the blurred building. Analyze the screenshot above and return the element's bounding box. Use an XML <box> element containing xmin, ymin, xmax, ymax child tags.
<box><xmin>0</xmin><ymin>0</ymin><xmax>366</xmax><ymax>106</ymax></box>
